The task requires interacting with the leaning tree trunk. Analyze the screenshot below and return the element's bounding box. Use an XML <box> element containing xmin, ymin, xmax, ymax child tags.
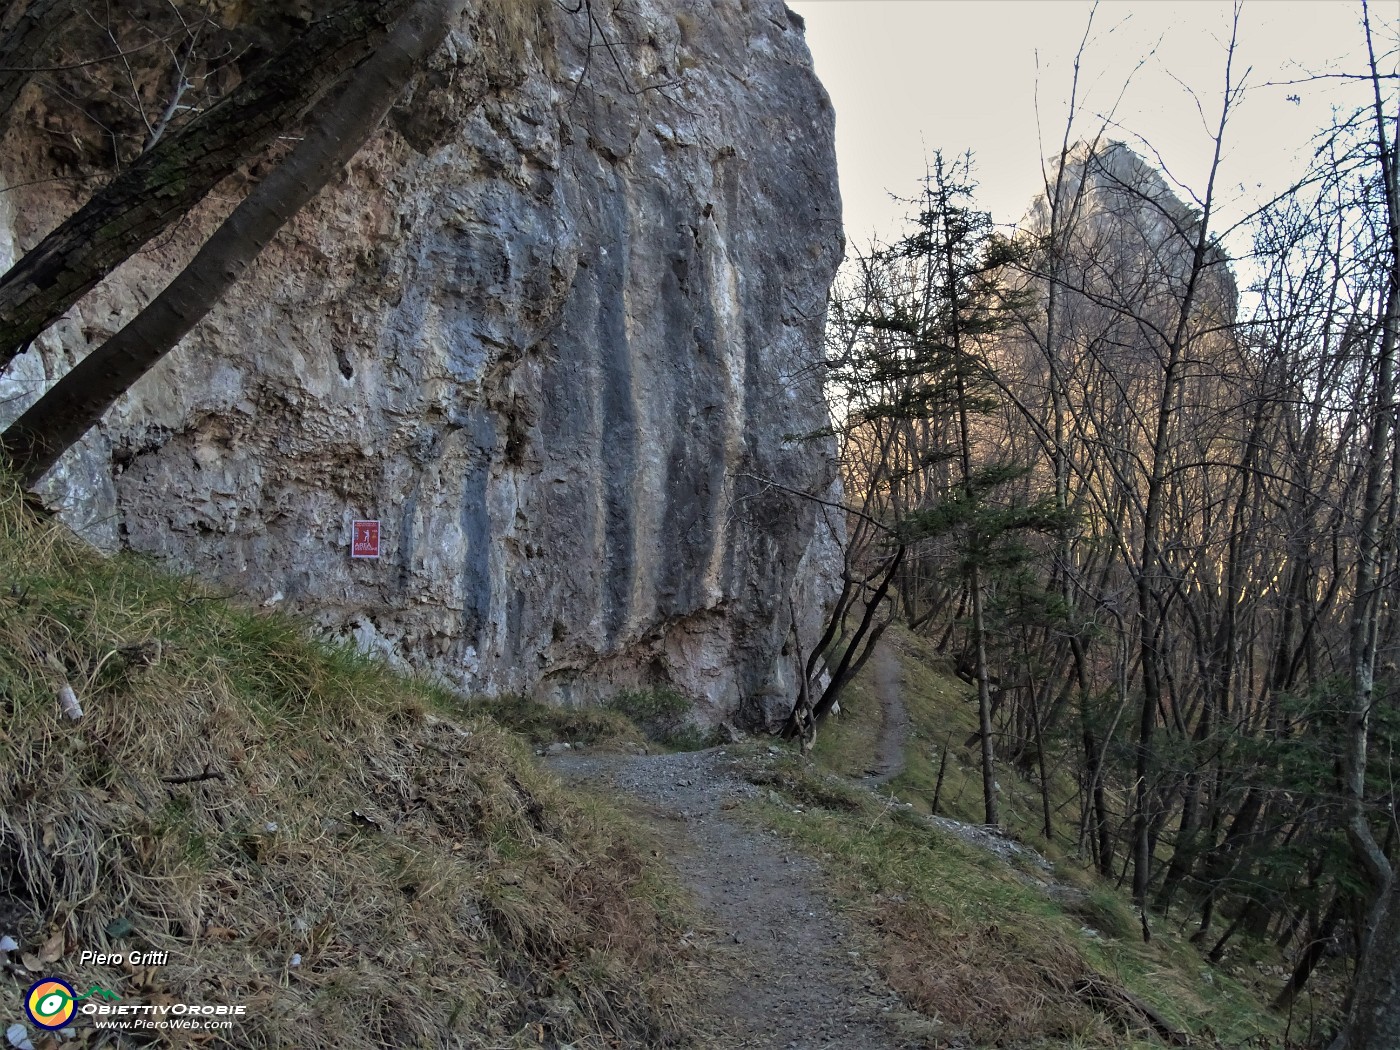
<box><xmin>0</xmin><ymin>0</ymin><xmax>76</xmax><ymax>139</ymax></box>
<box><xmin>1</xmin><ymin>0</ymin><xmax>469</xmax><ymax>484</ymax></box>
<box><xmin>0</xmin><ymin>0</ymin><xmax>416</xmax><ymax>375</ymax></box>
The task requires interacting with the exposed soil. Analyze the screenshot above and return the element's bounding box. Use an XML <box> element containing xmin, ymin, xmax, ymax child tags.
<box><xmin>868</xmin><ymin>641</ymin><xmax>910</xmax><ymax>786</ymax></box>
<box><xmin>864</xmin><ymin>640</ymin><xmax>1056</xmax><ymax>877</ymax></box>
<box><xmin>545</xmin><ymin>748</ymin><xmax>931</xmax><ymax>1049</ymax></box>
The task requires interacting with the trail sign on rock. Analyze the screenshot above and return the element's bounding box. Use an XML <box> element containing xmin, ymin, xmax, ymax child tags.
<box><xmin>351</xmin><ymin>520</ymin><xmax>380</xmax><ymax>559</ymax></box>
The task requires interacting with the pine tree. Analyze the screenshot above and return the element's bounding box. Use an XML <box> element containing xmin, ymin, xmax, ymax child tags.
<box><xmin>842</xmin><ymin>153</ymin><xmax>1063</xmax><ymax>826</ymax></box>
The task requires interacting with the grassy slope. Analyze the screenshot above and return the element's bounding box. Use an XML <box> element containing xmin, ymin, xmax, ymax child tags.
<box><xmin>0</xmin><ymin>486</ymin><xmax>700</xmax><ymax>1049</ymax></box>
<box><xmin>752</xmin><ymin>624</ymin><xmax>1292</xmax><ymax>1049</ymax></box>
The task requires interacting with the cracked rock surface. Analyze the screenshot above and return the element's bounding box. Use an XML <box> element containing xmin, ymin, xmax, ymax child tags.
<box><xmin>0</xmin><ymin>0</ymin><xmax>843</xmax><ymax>727</ymax></box>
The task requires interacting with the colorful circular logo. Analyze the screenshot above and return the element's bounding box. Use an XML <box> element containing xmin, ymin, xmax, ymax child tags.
<box><xmin>25</xmin><ymin>978</ymin><xmax>77</xmax><ymax>1029</ymax></box>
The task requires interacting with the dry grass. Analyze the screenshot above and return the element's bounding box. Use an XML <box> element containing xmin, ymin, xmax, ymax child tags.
<box><xmin>0</xmin><ymin>481</ymin><xmax>701</xmax><ymax>1048</ymax></box>
<box><xmin>476</xmin><ymin>0</ymin><xmax>557</xmax><ymax>78</ymax></box>
<box><xmin>747</xmin><ymin>625</ymin><xmax>1290</xmax><ymax>1048</ymax></box>
<box><xmin>747</xmin><ymin>756</ymin><xmax>1115</xmax><ymax>1046</ymax></box>
<box><xmin>465</xmin><ymin>693</ymin><xmax>644</xmax><ymax>748</ymax></box>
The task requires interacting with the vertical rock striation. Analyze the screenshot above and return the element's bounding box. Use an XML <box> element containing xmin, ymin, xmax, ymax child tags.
<box><xmin>0</xmin><ymin>0</ymin><xmax>843</xmax><ymax>726</ymax></box>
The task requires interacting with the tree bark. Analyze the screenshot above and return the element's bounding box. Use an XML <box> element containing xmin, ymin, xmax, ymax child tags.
<box><xmin>1</xmin><ymin>0</ymin><xmax>467</xmax><ymax>484</ymax></box>
<box><xmin>0</xmin><ymin>0</ymin><xmax>416</xmax><ymax>375</ymax></box>
<box><xmin>1335</xmin><ymin>875</ymin><xmax>1400</xmax><ymax>1050</ymax></box>
<box><xmin>0</xmin><ymin>0</ymin><xmax>75</xmax><ymax>138</ymax></box>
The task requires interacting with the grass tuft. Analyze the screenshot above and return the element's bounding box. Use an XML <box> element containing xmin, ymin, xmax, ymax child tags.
<box><xmin>463</xmin><ymin>692</ymin><xmax>644</xmax><ymax>748</ymax></box>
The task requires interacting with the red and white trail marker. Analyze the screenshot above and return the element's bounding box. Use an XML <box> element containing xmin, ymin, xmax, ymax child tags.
<box><xmin>351</xmin><ymin>520</ymin><xmax>381</xmax><ymax>559</ymax></box>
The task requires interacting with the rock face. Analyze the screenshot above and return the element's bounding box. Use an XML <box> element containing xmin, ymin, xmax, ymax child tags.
<box><xmin>0</xmin><ymin>0</ymin><xmax>843</xmax><ymax>727</ymax></box>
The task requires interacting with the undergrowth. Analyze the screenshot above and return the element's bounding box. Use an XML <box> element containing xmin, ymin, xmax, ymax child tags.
<box><xmin>605</xmin><ymin>688</ymin><xmax>715</xmax><ymax>751</ymax></box>
<box><xmin>465</xmin><ymin>692</ymin><xmax>643</xmax><ymax>748</ymax></box>
<box><xmin>743</xmin><ymin>624</ymin><xmax>1293</xmax><ymax>1049</ymax></box>
<box><xmin>0</xmin><ymin>482</ymin><xmax>702</xmax><ymax>1048</ymax></box>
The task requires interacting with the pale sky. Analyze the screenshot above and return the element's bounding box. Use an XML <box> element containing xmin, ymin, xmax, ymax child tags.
<box><xmin>786</xmin><ymin>0</ymin><xmax>1392</xmax><ymax>257</ymax></box>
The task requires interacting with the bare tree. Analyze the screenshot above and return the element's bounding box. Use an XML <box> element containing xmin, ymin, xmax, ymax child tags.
<box><xmin>1332</xmin><ymin>3</ymin><xmax>1400</xmax><ymax>1042</ymax></box>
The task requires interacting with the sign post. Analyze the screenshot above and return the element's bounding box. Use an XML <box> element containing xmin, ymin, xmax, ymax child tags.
<box><xmin>351</xmin><ymin>520</ymin><xmax>381</xmax><ymax>559</ymax></box>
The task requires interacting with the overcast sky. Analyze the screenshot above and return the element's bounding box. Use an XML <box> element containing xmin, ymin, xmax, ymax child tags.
<box><xmin>785</xmin><ymin>1</ymin><xmax>1391</xmax><ymax>256</ymax></box>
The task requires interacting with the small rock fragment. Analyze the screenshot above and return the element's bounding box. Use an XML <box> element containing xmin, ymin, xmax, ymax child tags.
<box><xmin>57</xmin><ymin>683</ymin><xmax>82</xmax><ymax>720</ymax></box>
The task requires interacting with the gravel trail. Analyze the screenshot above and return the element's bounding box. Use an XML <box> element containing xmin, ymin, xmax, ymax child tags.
<box><xmin>545</xmin><ymin>748</ymin><xmax>925</xmax><ymax>1049</ymax></box>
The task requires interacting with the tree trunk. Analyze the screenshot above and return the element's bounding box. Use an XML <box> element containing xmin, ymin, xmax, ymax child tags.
<box><xmin>789</xmin><ymin>543</ymin><xmax>906</xmax><ymax>735</ymax></box>
<box><xmin>0</xmin><ymin>0</ymin><xmax>416</xmax><ymax>375</ymax></box>
<box><xmin>970</xmin><ymin>560</ymin><xmax>999</xmax><ymax>826</ymax></box>
<box><xmin>1131</xmin><ymin>29</ymin><xmax>1237</xmax><ymax>903</ymax></box>
<box><xmin>1342</xmin><ymin>0</ymin><xmax>1400</xmax><ymax>912</ymax></box>
<box><xmin>1333</xmin><ymin>22</ymin><xmax>1400</xmax><ymax>1047</ymax></box>
<box><xmin>1274</xmin><ymin>893</ymin><xmax>1343</xmax><ymax>1014</ymax></box>
<box><xmin>1334</xmin><ymin>875</ymin><xmax>1400</xmax><ymax>1050</ymax></box>
<box><xmin>0</xmin><ymin>0</ymin><xmax>74</xmax><ymax>138</ymax></box>
<box><xmin>1</xmin><ymin>0</ymin><xmax>466</xmax><ymax>483</ymax></box>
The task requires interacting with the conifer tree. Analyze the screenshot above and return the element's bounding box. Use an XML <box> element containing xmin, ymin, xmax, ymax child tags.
<box><xmin>834</xmin><ymin>153</ymin><xmax>1063</xmax><ymax>825</ymax></box>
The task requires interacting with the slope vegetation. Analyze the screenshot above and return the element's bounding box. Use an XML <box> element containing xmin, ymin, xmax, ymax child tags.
<box><xmin>0</xmin><ymin>483</ymin><xmax>698</xmax><ymax>1048</ymax></box>
<box><xmin>750</xmin><ymin>625</ymin><xmax>1294</xmax><ymax>1048</ymax></box>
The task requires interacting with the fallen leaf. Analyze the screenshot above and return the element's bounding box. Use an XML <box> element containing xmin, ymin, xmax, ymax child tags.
<box><xmin>37</xmin><ymin>931</ymin><xmax>64</xmax><ymax>964</ymax></box>
<box><xmin>129</xmin><ymin>967</ymin><xmax>161</xmax><ymax>990</ymax></box>
<box><xmin>20</xmin><ymin>953</ymin><xmax>41</xmax><ymax>972</ymax></box>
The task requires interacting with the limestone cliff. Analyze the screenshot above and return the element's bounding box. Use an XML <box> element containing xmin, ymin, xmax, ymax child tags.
<box><xmin>0</xmin><ymin>0</ymin><xmax>843</xmax><ymax>727</ymax></box>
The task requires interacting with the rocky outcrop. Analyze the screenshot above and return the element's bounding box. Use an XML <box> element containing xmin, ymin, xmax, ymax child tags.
<box><xmin>0</xmin><ymin>0</ymin><xmax>843</xmax><ymax>727</ymax></box>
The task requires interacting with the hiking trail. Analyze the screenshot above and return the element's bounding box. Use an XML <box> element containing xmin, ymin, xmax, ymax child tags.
<box><xmin>545</xmin><ymin>748</ymin><xmax>931</xmax><ymax>1049</ymax></box>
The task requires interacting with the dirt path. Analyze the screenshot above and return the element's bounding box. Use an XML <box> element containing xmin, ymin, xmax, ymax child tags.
<box><xmin>869</xmin><ymin>641</ymin><xmax>910</xmax><ymax>786</ymax></box>
<box><xmin>546</xmin><ymin>748</ymin><xmax>926</xmax><ymax>1049</ymax></box>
